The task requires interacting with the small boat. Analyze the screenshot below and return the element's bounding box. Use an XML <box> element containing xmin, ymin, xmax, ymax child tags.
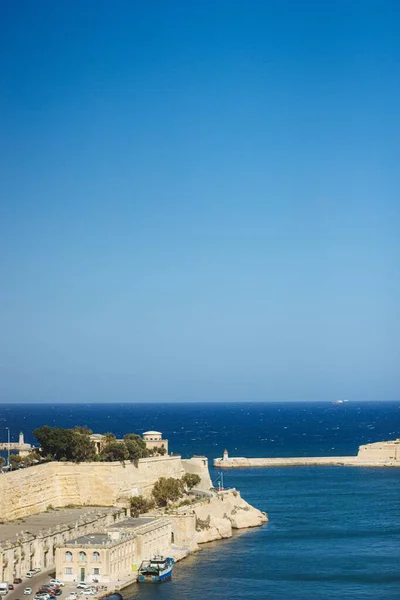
<box><xmin>138</xmin><ymin>555</ymin><xmax>174</xmax><ymax>583</ymax></box>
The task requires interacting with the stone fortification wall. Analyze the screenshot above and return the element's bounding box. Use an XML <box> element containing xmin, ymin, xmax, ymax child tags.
<box><xmin>357</xmin><ymin>439</ymin><xmax>400</xmax><ymax>461</ymax></box>
<box><xmin>169</xmin><ymin>489</ymin><xmax>267</xmax><ymax>553</ymax></box>
<box><xmin>181</xmin><ymin>456</ymin><xmax>212</xmax><ymax>489</ymax></box>
<box><xmin>0</xmin><ymin>456</ymin><xmax>186</xmax><ymax>521</ymax></box>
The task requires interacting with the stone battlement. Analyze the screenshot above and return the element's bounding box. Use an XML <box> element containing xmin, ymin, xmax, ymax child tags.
<box><xmin>0</xmin><ymin>455</ymin><xmax>212</xmax><ymax>522</ymax></box>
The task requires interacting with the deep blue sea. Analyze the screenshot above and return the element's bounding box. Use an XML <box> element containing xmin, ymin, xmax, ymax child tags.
<box><xmin>1</xmin><ymin>402</ymin><xmax>400</xmax><ymax>600</ymax></box>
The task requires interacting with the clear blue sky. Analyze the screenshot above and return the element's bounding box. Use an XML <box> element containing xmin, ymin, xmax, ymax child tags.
<box><xmin>0</xmin><ymin>1</ymin><xmax>399</xmax><ymax>403</ymax></box>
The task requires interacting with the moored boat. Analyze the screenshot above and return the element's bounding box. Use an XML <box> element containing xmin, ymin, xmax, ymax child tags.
<box><xmin>138</xmin><ymin>555</ymin><xmax>174</xmax><ymax>583</ymax></box>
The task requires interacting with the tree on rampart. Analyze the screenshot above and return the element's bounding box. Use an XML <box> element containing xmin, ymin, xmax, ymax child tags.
<box><xmin>71</xmin><ymin>430</ymin><xmax>97</xmax><ymax>462</ymax></box>
<box><xmin>33</xmin><ymin>426</ymin><xmax>96</xmax><ymax>462</ymax></box>
<box><xmin>152</xmin><ymin>477</ymin><xmax>184</xmax><ymax>507</ymax></box>
<box><xmin>33</xmin><ymin>425</ymin><xmax>153</xmax><ymax>463</ymax></box>
<box><xmin>100</xmin><ymin>441</ymin><xmax>129</xmax><ymax>462</ymax></box>
<box><xmin>9</xmin><ymin>454</ymin><xmax>23</xmax><ymax>469</ymax></box>
<box><xmin>182</xmin><ymin>473</ymin><xmax>201</xmax><ymax>490</ymax></box>
<box><xmin>34</xmin><ymin>426</ymin><xmax>76</xmax><ymax>460</ymax></box>
<box><xmin>129</xmin><ymin>495</ymin><xmax>155</xmax><ymax>517</ymax></box>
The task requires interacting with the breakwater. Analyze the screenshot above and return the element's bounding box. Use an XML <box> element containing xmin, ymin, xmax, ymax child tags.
<box><xmin>213</xmin><ymin>456</ymin><xmax>400</xmax><ymax>468</ymax></box>
<box><xmin>214</xmin><ymin>438</ymin><xmax>400</xmax><ymax>468</ymax></box>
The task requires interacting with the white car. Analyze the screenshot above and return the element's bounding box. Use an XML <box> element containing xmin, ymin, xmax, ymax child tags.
<box><xmin>66</xmin><ymin>595</ymin><xmax>77</xmax><ymax>600</ymax></box>
<box><xmin>24</xmin><ymin>589</ymin><xmax>32</xmax><ymax>595</ymax></box>
<box><xmin>49</xmin><ymin>581</ymin><xmax>64</xmax><ymax>588</ymax></box>
<box><xmin>26</xmin><ymin>573</ymin><xmax>35</xmax><ymax>578</ymax></box>
<box><xmin>76</xmin><ymin>585</ymin><xmax>90</xmax><ymax>590</ymax></box>
<box><xmin>81</xmin><ymin>591</ymin><xmax>96</xmax><ymax>596</ymax></box>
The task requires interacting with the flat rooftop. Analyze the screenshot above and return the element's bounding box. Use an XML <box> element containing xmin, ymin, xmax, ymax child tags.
<box><xmin>66</xmin><ymin>533</ymin><xmax>113</xmax><ymax>546</ymax></box>
<box><xmin>108</xmin><ymin>517</ymin><xmax>155</xmax><ymax>529</ymax></box>
<box><xmin>0</xmin><ymin>507</ymin><xmax>118</xmax><ymax>545</ymax></box>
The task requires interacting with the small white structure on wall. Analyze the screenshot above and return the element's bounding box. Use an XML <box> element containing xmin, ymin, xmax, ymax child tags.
<box><xmin>142</xmin><ymin>431</ymin><xmax>168</xmax><ymax>455</ymax></box>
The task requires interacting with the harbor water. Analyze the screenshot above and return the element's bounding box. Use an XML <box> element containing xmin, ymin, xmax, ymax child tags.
<box><xmin>1</xmin><ymin>401</ymin><xmax>399</xmax><ymax>600</ymax></box>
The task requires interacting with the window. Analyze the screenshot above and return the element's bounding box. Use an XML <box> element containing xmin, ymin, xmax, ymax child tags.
<box><xmin>65</xmin><ymin>552</ymin><xmax>73</xmax><ymax>562</ymax></box>
<box><xmin>65</xmin><ymin>567</ymin><xmax>72</xmax><ymax>575</ymax></box>
<box><xmin>79</xmin><ymin>552</ymin><xmax>87</xmax><ymax>563</ymax></box>
<box><xmin>92</xmin><ymin>568</ymin><xmax>100</xmax><ymax>575</ymax></box>
<box><xmin>92</xmin><ymin>552</ymin><xmax>100</xmax><ymax>562</ymax></box>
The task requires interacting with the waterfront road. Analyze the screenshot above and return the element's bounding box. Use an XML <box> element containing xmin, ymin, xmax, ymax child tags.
<box><xmin>6</xmin><ymin>567</ymin><xmax>56</xmax><ymax>600</ymax></box>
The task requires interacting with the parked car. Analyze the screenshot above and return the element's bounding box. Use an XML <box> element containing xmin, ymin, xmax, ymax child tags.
<box><xmin>81</xmin><ymin>591</ymin><xmax>95</xmax><ymax>596</ymax></box>
<box><xmin>75</xmin><ymin>585</ymin><xmax>89</xmax><ymax>591</ymax></box>
<box><xmin>8</xmin><ymin>586</ymin><xmax>14</xmax><ymax>591</ymax></box>
<box><xmin>49</xmin><ymin>582</ymin><xmax>64</xmax><ymax>588</ymax></box>
<box><xmin>25</xmin><ymin>573</ymin><xmax>35</xmax><ymax>579</ymax></box>
<box><xmin>23</xmin><ymin>589</ymin><xmax>32</xmax><ymax>595</ymax></box>
<box><xmin>66</xmin><ymin>595</ymin><xmax>77</xmax><ymax>600</ymax></box>
<box><xmin>35</xmin><ymin>594</ymin><xmax>50</xmax><ymax>600</ymax></box>
<box><xmin>14</xmin><ymin>579</ymin><xmax>23</xmax><ymax>585</ymax></box>
<box><xmin>33</xmin><ymin>569</ymin><xmax>41</xmax><ymax>574</ymax></box>
<box><xmin>52</xmin><ymin>590</ymin><xmax>62</xmax><ymax>596</ymax></box>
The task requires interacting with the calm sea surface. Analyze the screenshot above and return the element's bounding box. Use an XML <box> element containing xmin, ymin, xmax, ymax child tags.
<box><xmin>1</xmin><ymin>402</ymin><xmax>400</xmax><ymax>600</ymax></box>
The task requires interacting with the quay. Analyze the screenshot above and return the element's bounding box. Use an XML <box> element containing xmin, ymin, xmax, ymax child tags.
<box><xmin>214</xmin><ymin>439</ymin><xmax>400</xmax><ymax>468</ymax></box>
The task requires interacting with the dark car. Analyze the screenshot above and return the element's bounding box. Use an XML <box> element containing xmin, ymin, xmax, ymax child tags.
<box><xmin>14</xmin><ymin>579</ymin><xmax>23</xmax><ymax>585</ymax></box>
<box><xmin>8</xmin><ymin>585</ymin><xmax>14</xmax><ymax>590</ymax></box>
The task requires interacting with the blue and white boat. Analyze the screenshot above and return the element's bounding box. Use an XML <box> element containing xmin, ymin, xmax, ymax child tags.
<box><xmin>138</xmin><ymin>555</ymin><xmax>174</xmax><ymax>583</ymax></box>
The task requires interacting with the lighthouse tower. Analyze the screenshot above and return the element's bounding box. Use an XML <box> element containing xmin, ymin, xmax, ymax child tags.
<box><xmin>223</xmin><ymin>448</ymin><xmax>229</xmax><ymax>462</ymax></box>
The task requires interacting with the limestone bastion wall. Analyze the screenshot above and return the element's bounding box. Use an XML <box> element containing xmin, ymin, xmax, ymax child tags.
<box><xmin>357</xmin><ymin>439</ymin><xmax>400</xmax><ymax>461</ymax></box>
<box><xmin>0</xmin><ymin>456</ymin><xmax>192</xmax><ymax>521</ymax></box>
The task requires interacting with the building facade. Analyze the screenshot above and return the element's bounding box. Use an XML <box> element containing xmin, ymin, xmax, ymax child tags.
<box><xmin>55</xmin><ymin>517</ymin><xmax>172</xmax><ymax>584</ymax></box>
<box><xmin>0</xmin><ymin>508</ymin><xmax>125</xmax><ymax>584</ymax></box>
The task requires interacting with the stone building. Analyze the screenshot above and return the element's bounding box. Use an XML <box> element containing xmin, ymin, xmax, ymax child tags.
<box><xmin>55</xmin><ymin>517</ymin><xmax>171</xmax><ymax>584</ymax></box>
<box><xmin>142</xmin><ymin>432</ymin><xmax>168</xmax><ymax>455</ymax></box>
<box><xmin>0</xmin><ymin>508</ymin><xmax>125</xmax><ymax>583</ymax></box>
<box><xmin>89</xmin><ymin>431</ymin><xmax>168</xmax><ymax>455</ymax></box>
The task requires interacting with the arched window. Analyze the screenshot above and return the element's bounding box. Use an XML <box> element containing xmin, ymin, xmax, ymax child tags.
<box><xmin>65</xmin><ymin>551</ymin><xmax>73</xmax><ymax>562</ymax></box>
<box><xmin>93</xmin><ymin>552</ymin><xmax>100</xmax><ymax>562</ymax></box>
<box><xmin>79</xmin><ymin>551</ymin><xmax>87</xmax><ymax>563</ymax></box>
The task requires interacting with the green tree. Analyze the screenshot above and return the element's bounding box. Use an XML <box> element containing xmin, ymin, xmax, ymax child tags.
<box><xmin>181</xmin><ymin>473</ymin><xmax>201</xmax><ymax>490</ymax></box>
<box><xmin>129</xmin><ymin>495</ymin><xmax>155</xmax><ymax>518</ymax></box>
<box><xmin>9</xmin><ymin>454</ymin><xmax>23</xmax><ymax>470</ymax></box>
<box><xmin>0</xmin><ymin>456</ymin><xmax>5</xmax><ymax>469</ymax></box>
<box><xmin>100</xmin><ymin>441</ymin><xmax>129</xmax><ymax>462</ymax></box>
<box><xmin>33</xmin><ymin>426</ymin><xmax>76</xmax><ymax>460</ymax></box>
<box><xmin>152</xmin><ymin>477</ymin><xmax>184</xmax><ymax>507</ymax></box>
<box><xmin>71</xmin><ymin>430</ymin><xmax>96</xmax><ymax>462</ymax></box>
<box><xmin>156</xmin><ymin>445</ymin><xmax>166</xmax><ymax>456</ymax></box>
<box><xmin>33</xmin><ymin>425</ymin><xmax>95</xmax><ymax>462</ymax></box>
<box><xmin>74</xmin><ymin>426</ymin><xmax>93</xmax><ymax>435</ymax></box>
<box><xmin>124</xmin><ymin>434</ymin><xmax>149</xmax><ymax>461</ymax></box>
<box><xmin>22</xmin><ymin>452</ymin><xmax>40</xmax><ymax>467</ymax></box>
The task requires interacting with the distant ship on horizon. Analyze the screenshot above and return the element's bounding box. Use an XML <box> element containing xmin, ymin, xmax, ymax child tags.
<box><xmin>332</xmin><ymin>399</ymin><xmax>349</xmax><ymax>405</ymax></box>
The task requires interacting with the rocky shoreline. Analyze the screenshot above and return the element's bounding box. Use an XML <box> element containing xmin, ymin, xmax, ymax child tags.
<box><xmin>140</xmin><ymin>488</ymin><xmax>268</xmax><ymax>568</ymax></box>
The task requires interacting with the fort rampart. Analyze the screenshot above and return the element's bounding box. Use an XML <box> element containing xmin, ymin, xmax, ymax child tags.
<box><xmin>0</xmin><ymin>455</ymin><xmax>210</xmax><ymax>521</ymax></box>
